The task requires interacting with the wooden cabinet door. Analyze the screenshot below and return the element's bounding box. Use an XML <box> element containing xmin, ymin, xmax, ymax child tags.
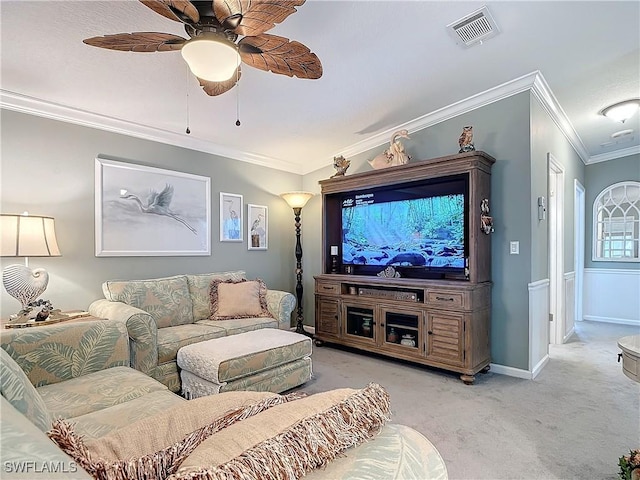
<box><xmin>315</xmin><ymin>297</ymin><xmax>340</xmax><ymax>338</ymax></box>
<box><xmin>426</xmin><ymin>310</ymin><xmax>465</xmax><ymax>367</ymax></box>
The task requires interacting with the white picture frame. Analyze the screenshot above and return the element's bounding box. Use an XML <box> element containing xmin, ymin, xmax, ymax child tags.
<box><xmin>95</xmin><ymin>158</ymin><xmax>211</xmax><ymax>256</ymax></box>
<box><xmin>247</xmin><ymin>204</ymin><xmax>268</xmax><ymax>250</ymax></box>
<box><xmin>220</xmin><ymin>192</ymin><xmax>243</xmax><ymax>242</ymax></box>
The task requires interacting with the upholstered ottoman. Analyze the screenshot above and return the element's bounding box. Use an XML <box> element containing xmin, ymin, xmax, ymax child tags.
<box><xmin>177</xmin><ymin>329</ymin><xmax>312</xmax><ymax>398</ymax></box>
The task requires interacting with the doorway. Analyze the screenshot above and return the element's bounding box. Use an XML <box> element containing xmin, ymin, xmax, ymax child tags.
<box><xmin>548</xmin><ymin>153</ymin><xmax>565</xmax><ymax>345</ymax></box>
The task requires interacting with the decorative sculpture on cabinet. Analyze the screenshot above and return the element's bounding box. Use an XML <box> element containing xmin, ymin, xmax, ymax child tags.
<box><xmin>368</xmin><ymin>130</ymin><xmax>412</xmax><ymax>169</ymax></box>
<box><xmin>331</xmin><ymin>155</ymin><xmax>351</xmax><ymax>177</ymax></box>
<box><xmin>458</xmin><ymin>126</ymin><xmax>475</xmax><ymax>153</ymax></box>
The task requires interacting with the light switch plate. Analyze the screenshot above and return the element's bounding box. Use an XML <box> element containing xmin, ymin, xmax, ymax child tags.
<box><xmin>510</xmin><ymin>241</ymin><xmax>519</xmax><ymax>255</ymax></box>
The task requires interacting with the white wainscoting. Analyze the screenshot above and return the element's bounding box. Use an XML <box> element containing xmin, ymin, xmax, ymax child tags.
<box><xmin>529</xmin><ymin>279</ymin><xmax>550</xmax><ymax>378</ymax></box>
<box><xmin>563</xmin><ymin>271</ymin><xmax>575</xmax><ymax>342</ymax></box>
<box><xmin>584</xmin><ymin>268</ymin><xmax>640</xmax><ymax>326</ymax></box>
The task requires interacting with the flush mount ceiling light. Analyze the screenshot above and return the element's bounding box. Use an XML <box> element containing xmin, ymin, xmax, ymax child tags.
<box><xmin>181</xmin><ymin>33</ymin><xmax>239</xmax><ymax>82</ymax></box>
<box><xmin>600</xmin><ymin>99</ymin><xmax>640</xmax><ymax>123</ymax></box>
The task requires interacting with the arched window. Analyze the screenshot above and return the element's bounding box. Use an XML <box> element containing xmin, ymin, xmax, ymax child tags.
<box><xmin>593</xmin><ymin>181</ymin><xmax>640</xmax><ymax>261</ymax></box>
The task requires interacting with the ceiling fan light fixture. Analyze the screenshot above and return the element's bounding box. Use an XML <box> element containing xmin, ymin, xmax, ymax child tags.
<box><xmin>600</xmin><ymin>99</ymin><xmax>640</xmax><ymax>123</ymax></box>
<box><xmin>181</xmin><ymin>33</ymin><xmax>239</xmax><ymax>82</ymax></box>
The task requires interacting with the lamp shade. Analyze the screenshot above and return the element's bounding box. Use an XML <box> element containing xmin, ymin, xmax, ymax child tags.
<box><xmin>601</xmin><ymin>99</ymin><xmax>640</xmax><ymax>123</ymax></box>
<box><xmin>181</xmin><ymin>33</ymin><xmax>240</xmax><ymax>82</ymax></box>
<box><xmin>280</xmin><ymin>192</ymin><xmax>315</xmax><ymax>209</ymax></box>
<box><xmin>0</xmin><ymin>214</ymin><xmax>61</xmax><ymax>257</ymax></box>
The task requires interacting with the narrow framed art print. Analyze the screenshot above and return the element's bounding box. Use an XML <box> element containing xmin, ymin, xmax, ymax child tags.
<box><xmin>95</xmin><ymin>158</ymin><xmax>211</xmax><ymax>256</ymax></box>
<box><xmin>220</xmin><ymin>192</ymin><xmax>243</xmax><ymax>242</ymax></box>
<box><xmin>247</xmin><ymin>204</ymin><xmax>268</xmax><ymax>250</ymax></box>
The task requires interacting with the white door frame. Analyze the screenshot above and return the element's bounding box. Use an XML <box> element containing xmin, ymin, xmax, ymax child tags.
<box><xmin>574</xmin><ymin>180</ymin><xmax>585</xmax><ymax>324</ymax></box>
<box><xmin>548</xmin><ymin>153</ymin><xmax>565</xmax><ymax>345</ymax></box>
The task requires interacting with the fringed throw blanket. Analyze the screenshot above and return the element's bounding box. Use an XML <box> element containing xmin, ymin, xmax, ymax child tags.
<box><xmin>48</xmin><ymin>384</ymin><xmax>391</xmax><ymax>480</ymax></box>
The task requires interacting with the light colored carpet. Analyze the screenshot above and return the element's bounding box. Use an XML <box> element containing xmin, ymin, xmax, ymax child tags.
<box><xmin>295</xmin><ymin>320</ymin><xmax>640</xmax><ymax>479</ymax></box>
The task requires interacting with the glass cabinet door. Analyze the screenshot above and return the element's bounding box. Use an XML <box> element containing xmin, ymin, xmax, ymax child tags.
<box><xmin>381</xmin><ymin>308</ymin><xmax>422</xmax><ymax>353</ymax></box>
<box><xmin>343</xmin><ymin>304</ymin><xmax>375</xmax><ymax>343</ymax></box>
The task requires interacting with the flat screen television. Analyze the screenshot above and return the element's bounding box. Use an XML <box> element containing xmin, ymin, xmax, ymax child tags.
<box><xmin>341</xmin><ymin>174</ymin><xmax>469</xmax><ymax>279</ymax></box>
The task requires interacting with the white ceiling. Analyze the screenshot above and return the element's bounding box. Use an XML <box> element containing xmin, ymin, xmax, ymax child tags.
<box><xmin>1</xmin><ymin>0</ymin><xmax>639</xmax><ymax>174</ymax></box>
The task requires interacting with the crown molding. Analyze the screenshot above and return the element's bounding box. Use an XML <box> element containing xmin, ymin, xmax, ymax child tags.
<box><xmin>587</xmin><ymin>145</ymin><xmax>640</xmax><ymax>164</ymax></box>
<box><xmin>0</xmin><ymin>90</ymin><xmax>302</xmax><ymax>174</ymax></box>
<box><xmin>331</xmin><ymin>71</ymin><xmax>591</xmax><ymax>172</ymax></box>
<box><xmin>1</xmin><ymin>72</ymin><xmax>614</xmax><ymax>175</ymax></box>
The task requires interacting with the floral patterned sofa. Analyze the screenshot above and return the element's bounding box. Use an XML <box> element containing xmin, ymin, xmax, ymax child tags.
<box><xmin>88</xmin><ymin>271</ymin><xmax>296</xmax><ymax>392</ymax></box>
<box><xmin>0</xmin><ymin>320</ymin><xmax>448</xmax><ymax>480</ymax></box>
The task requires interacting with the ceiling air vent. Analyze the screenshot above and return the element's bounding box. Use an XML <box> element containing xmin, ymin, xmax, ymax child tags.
<box><xmin>447</xmin><ymin>6</ymin><xmax>500</xmax><ymax>48</ymax></box>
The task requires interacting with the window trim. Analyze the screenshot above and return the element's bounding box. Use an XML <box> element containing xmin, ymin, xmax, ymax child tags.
<box><xmin>592</xmin><ymin>181</ymin><xmax>640</xmax><ymax>262</ymax></box>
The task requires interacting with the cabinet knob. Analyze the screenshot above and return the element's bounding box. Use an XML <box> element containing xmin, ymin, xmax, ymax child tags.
<box><xmin>428</xmin><ymin>331</ymin><xmax>433</xmax><ymax>335</ymax></box>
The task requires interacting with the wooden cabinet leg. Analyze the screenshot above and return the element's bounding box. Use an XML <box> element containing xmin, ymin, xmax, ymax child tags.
<box><xmin>460</xmin><ymin>374</ymin><xmax>475</xmax><ymax>385</ymax></box>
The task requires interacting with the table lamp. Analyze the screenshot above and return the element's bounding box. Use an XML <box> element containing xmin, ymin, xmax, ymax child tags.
<box><xmin>1</xmin><ymin>213</ymin><xmax>61</xmax><ymax>319</ymax></box>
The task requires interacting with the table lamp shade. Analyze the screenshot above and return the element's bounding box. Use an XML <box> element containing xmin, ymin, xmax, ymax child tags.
<box><xmin>1</xmin><ymin>214</ymin><xmax>61</xmax><ymax>257</ymax></box>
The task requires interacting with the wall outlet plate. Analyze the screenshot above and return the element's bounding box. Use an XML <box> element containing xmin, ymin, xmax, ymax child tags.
<box><xmin>510</xmin><ymin>241</ymin><xmax>519</xmax><ymax>255</ymax></box>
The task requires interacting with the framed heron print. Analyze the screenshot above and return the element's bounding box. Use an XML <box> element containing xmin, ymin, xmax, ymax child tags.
<box><xmin>247</xmin><ymin>204</ymin><xmax>268</xmax><ymax>250</ymax></box>
<box><xmin>220</xmin><ymin>192</ymin><xmax>243</xmax><ymax>242</ymax></box>
<box><xmin>95</xmin><ymin>158</ymin><xmax>211</xmax><ymax>256</ymax></box>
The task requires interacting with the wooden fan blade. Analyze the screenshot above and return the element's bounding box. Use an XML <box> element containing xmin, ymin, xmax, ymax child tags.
<box><xmin>239</xmin><ymin>34</ymin><xmax>322</xmax><ymax>79</ymax></box>
<box><xmin>83</xmin><ymin>32</ymin><xmax>186</xmax><ymax>52</ymax></box>
<box><xmin>197</xmin><ymin>67</ymin><xmax>242</xmax><ymax>96</ymax></box>
<box><xmin>214</xmin><ymin>0</ymin><xmax>305</xmax><ymax>36</ymax></box>
<box><xmin>139</xmin><ymin>0</ymin><xmax>200</xmax><ymax>24</ymax></box>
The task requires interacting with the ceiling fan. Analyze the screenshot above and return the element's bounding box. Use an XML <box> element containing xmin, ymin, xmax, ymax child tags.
<box><xmin>83</xmin><ymin>0</ymin><xmax>323</xmax><ymax>96</ymax></box>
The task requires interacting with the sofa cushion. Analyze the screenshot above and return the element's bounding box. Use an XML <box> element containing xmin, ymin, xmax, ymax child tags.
<box><xmin>38</xmin><ymin>366</ymin><xmax>168</xmax><ymax>419</ymax></box>
<box><xmin>157</xmin><ymin>324</ymin><xmax>226</xmax><ymax>365</ymax></box>
<box><xmin>69</xmin><ymin>390</ymin><xmax>185</xmax><ymax>441</ymax></box>
<box><xmin>0</xmin><ymin>397</ymin><xmax>92</xmax><ymax>479</ymax></box>
<box><xmin>186</xmin><ymin>271</ymin><xmax>246</xmax><ymax>321</ymax></box>
<box><xmin>0</xmin><ymin>348</ymin><xmax>52</xmax><ymax>432</ymax></box>
<box><xmin>102</xmin><ymin>275</ymin><xmax>194</xmax><ymax>328</ymax></box>
<box><xmin>197</xmin><ymin>317</ymin><xmax>278</xmax><ymax>336</ymax></box>
<box><xmin>210</xmin><ymin>278</ymin><xmax>272</xmax><ymax>320</ymax></box>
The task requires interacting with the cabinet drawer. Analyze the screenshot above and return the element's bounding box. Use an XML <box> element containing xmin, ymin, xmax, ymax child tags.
<box><xmin>316</xmin><ymin>281</ymin><xmax>340</xmax><ymax>295</ymax></box>
<box><xmin>427</xmin><ymin>290</ymin><xmax>465</xmax><ymax>308</ymax></box>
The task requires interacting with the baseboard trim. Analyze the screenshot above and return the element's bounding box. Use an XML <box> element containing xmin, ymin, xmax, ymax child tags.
<box><xmin>563</xmin><ymin>326</ymin><xmax>576</xmax><ymax>343</ymax></box>
<box><xmin>583</xmin><ymin>316</ymin><xmax>640</xmax><ymax>327</ymax></box>
<box><xmin>531</xmin><ymin>354</ymin><xmax>550</xmax><ymax>379</ymax></box>
<box><xmin>489</xmin><ymin>363</ymin><xmax>534</xmax><ymax>380</ymax></box>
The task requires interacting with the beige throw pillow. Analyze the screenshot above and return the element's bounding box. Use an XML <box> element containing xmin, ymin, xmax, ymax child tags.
<box><xmin>209</xmin><ymin>278</ymin><xmax>271</xmax><ymax>320</ymax></box>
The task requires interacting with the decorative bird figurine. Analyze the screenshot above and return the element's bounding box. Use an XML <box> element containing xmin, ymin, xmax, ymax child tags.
<box><xmin>368</xmin><ymin>130</ymin><xmax>412</xmax><ymax>169</ymax></box>
<box><xmin>120</xmin><ymin>184</ymin><xmax>197</xmax><ymax>234</ymax></box>
<box><xmin>331</xmin><ymin>155</ymin><xmax>351</xmax><ymax>178</ymax></box>
<box><xmin>458</xmin><ymin>126</ymin><xmax>475</xmax><ymax>153</ymax></box>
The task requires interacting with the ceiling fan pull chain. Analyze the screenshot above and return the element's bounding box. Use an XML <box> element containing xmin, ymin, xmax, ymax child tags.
<box><xmin>185</xmin><ymin>65</ymin><xmax>191</xmax><ymax>134</ymax></box>
<box><xmin>235</xmin><ymin>56</ymin><xmax>241</xmax><ymax>127</ymax></box>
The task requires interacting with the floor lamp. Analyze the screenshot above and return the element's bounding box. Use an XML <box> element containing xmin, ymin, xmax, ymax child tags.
<box><xmin>280</xmin><ymin>191</ymin><xmax>314</xmax><ymax>337</ymax></box>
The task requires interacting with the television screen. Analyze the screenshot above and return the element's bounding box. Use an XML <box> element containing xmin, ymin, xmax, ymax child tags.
<box><xmin>341</xmin><ymin>180</ymin><xmax>466</xmax><ymax>275</ymax></box>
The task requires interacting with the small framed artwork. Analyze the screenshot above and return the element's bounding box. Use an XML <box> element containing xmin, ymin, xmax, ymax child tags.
<box><xmin>220</xmin><ymin>192</ymin><xmax>243</xmax><ymax>242</ymax></box>
<box><xmin>247</xmin><ymin>204</ymin><xmax>268</xmax><ymax>250</ymax></box>
<box><xmin>95</xmin><ymin>158</ymin><xmax>211</xmax><ymax>256</ymax></box>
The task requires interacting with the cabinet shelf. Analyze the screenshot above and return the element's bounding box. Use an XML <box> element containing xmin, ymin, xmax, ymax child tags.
<box><xmin>386</xmin><ymin>323</ymin><xmax>418</xmax><ymax>332</ymax></box>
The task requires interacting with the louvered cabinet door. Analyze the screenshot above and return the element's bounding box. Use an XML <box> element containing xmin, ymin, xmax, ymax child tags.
<box><xmin>315</xmin><ymin>297</ymin><xmax>340</xmax><ymax>340</ymax></box>
<box><xmin>426</xmin><ymin>310</ymin><xmax>465</xmax><ymax>367</ymax></box>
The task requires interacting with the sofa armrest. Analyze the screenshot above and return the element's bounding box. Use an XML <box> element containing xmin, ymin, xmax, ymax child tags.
<box><xmin>265</xmin><ymin>290</ymin><xmax>296</xmax><ymax>330</ymax></box>
<box><xmin>88</xmin><ymin>299</ymin><xmax>158</xmax><ymax>379</ymax></box>
<box><xmin>0</xmin><ymin>320</ymin><xmax>129</xmax><ymax>387</ymax></box>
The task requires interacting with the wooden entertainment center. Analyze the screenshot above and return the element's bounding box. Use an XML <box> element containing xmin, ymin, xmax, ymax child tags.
<box><xmin>314</xmin><ymin>151</ymin><xmax>495</xmax><ymax>384</ymax></box>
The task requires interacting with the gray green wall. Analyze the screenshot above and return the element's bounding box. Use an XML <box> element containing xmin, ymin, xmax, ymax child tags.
<box><xmin>584</xmin><ymin>153</ymin><xmax>640</xmax><ymax>270</ymax></box>
<box><xmin>0</xmin><ymin>109</ymin><xmax>301</xmax><ymax>319</ymax></box>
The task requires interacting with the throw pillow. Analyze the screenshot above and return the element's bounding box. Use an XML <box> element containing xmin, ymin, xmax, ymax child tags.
<box><xmin>209</xmin><ymin>278</ymin><xmax>271</xmax><ymax>320</ymax></box>
<box><xmin>47</xmin><ymin>391</ymin><xmax>306</xmax><ymax>480</ymax></box>
<box><xmin>170</xmin><ymin>383</ymin><xmax>391</xmax><ymax>480</ymax></box>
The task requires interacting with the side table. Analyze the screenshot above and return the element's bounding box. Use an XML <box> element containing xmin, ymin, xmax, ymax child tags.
<box><xmin>1</xmin><ymin>310</ymin><xmax>103</xmax><ymax>329</ymax></box>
